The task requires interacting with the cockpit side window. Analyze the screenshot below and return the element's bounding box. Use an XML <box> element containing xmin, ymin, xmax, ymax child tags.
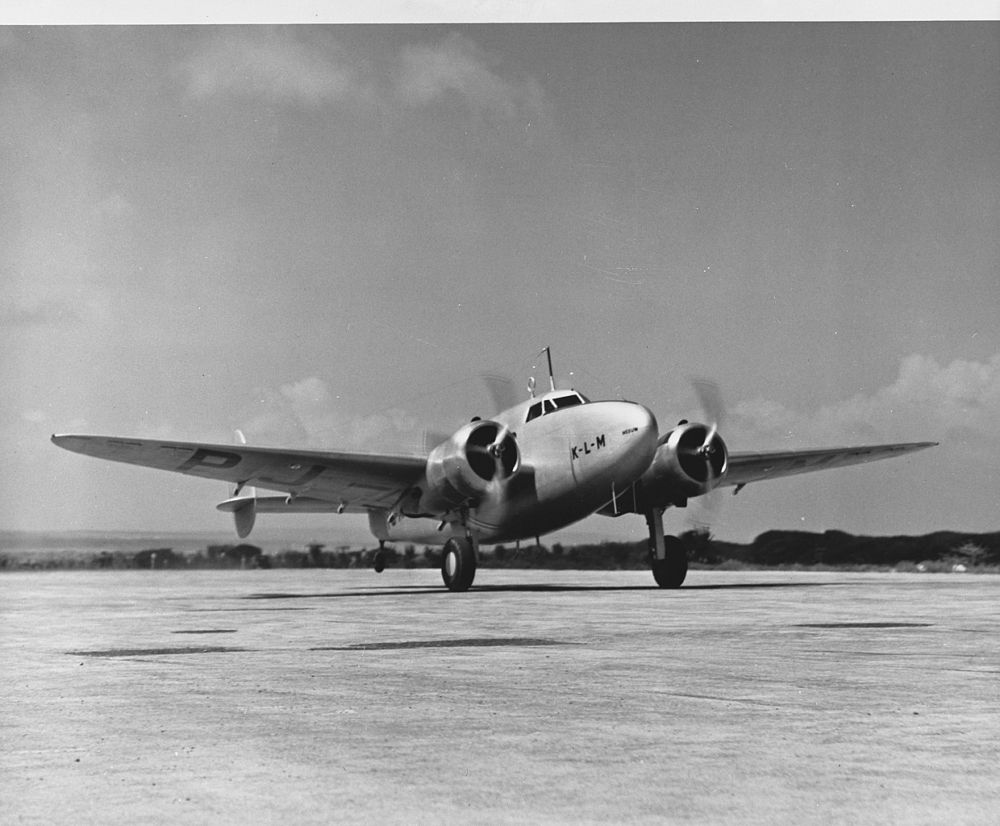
<box><xmin>526</xmin><ymin>401</ymin><xmax>544</xmax><ymax>422</ymax></box>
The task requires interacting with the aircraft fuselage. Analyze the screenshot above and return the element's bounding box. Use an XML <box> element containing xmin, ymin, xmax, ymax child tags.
<box><xmin>371</xmin><ymin>399</ymin><xmax>658</xmax><ymax>544</ymax></box>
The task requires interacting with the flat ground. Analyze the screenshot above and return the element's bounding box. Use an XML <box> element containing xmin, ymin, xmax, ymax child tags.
<box><xmin>2</xmin><ymin>569</ymin><xmax>998</xmax><ymax>825</ymax></box>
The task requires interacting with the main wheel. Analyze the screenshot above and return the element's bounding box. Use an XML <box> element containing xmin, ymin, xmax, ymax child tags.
<box><xmin>441</xmin><ymin>537</ymin><xmax>476</xmax><ymax>592</ymax></box>
<box><xmin>651</xmin><ymin>535</ymin><xmax>688</xmax><ymax>588</ymax></box>
<box><xmin>373</xmin><ymin>550</ymin><xmax>386</xmax><ymax>574</ymax></box>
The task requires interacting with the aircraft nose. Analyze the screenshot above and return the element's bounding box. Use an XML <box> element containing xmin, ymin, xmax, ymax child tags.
<box><xmin>619</xmin><ymin>402</ymin><xmax>659</xmax><ymax>467</ymax></box>
<box><xmin>637</xmin><ymin>402</ymin><xmax>658</xmax><ymax>446</ymax></box>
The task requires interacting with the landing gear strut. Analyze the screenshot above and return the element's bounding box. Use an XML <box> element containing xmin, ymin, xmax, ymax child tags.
<box><xmin>645</xmin><ymin>507</ymin><xmax>688</xmax><ymax>588</ymax></box>
<box><xmin>441</xmin><ymin>536</ymin><xmax>477</xmax><ymax>592</ymax></box>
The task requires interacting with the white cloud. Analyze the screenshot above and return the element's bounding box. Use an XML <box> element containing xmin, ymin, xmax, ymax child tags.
<box><xmin>242</xmin><ymin>376</ymin><xmax>420</xmax><ymax>452</ymax></box>
<box><xmin>731</xmin><ymin>352</ymin><xmax>1000</xmax><ymax>450</ymax></box>
<box><xmin>179</xmin><ymin>30</ymin><xmax>366</xmax><ymax>107</ymax></box>
<box><xmin>179</xmin><ymin>29</ymin><xmax>547</xmax><ymax>125</ymax></box>
<box><xmin>395</xmin><ymin>32</ymin><xmax>546</xmax><ymax>122</ymax></box>
<box><xmin>0</xmin><ymin>297</ymin><xmax>81</xmax><ymax>327</ymax></box>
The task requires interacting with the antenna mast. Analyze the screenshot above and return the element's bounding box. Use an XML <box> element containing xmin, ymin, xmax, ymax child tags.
<box><xmin>543</xmin><ymin>346</ymin><xmax>555</xmax><ymax>392</ymax></box>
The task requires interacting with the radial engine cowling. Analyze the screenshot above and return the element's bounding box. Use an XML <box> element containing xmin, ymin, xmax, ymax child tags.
<box><xmin>638</xmin><ymin>422</ymin><xmax>728</xmax><ymax>507</ymax></box>
<box><xmin>419</xmin><ymin>420</ymin><xmax>520</xmax><ymax>512</ymax></box>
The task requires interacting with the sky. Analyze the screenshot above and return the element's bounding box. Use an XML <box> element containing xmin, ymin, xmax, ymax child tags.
<box><xmin>2</xmin><ymin>19</ymin><xmax>999</xmax><ymax>544</ymax></box>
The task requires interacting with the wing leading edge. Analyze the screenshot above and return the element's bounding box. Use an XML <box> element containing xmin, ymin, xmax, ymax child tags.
<box><xmin>51</xmin><ymin>434</ymin><xmax>427</xmax><ymax>511</ymax></box>
<box><xmin>52</xmin><ymin>434</ymin><xmax>938</xmax><ymax>516</ymax></box>
<box><xmin>722</xmin><ymin>441</ymin><xmax>938</xmax><ymax>488</ymax></box>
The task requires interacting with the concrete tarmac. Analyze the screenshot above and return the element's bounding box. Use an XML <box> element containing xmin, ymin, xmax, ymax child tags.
<box><xmin>2</xmin><ymin>569</ymin><xmax>998</xmax><ymax>825</ymax></box>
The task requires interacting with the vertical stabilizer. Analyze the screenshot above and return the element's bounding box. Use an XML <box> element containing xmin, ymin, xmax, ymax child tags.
<box><xmin>231</xmin><ymin>429</ymin><xmax>256</xmax><ymax>538</ymax></box>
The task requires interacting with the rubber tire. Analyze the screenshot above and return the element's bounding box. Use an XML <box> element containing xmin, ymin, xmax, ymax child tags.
<box><xmin>441</xmin><ymin>537</ymin><xmax>476</xmax><ymax>592</ymax></box>
<box><xmin>651</xmin><ymin>535</ymin><xmax>688</xmax><ymax>588</ymax></box>
<box><xmin>373</xmin><ymin>550</ymin><xmax>386</xmax><ymax>574</ymax></box>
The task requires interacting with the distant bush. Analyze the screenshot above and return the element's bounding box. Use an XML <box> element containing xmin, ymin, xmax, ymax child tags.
<box><xmin>132</xmin><ymin>548</ymin><xmax>180</xmax><ymax>569</ymax></box>
<box><xmin>5</xmin><ymin>529</ymin><xmax>1000</xmax><ymax>572</ymax></box>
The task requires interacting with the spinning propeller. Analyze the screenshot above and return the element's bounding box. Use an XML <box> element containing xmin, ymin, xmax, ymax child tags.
<box><xmin>465</xmin><ymin>421</ymin><xmax>519</xmax><ymax>480</ymax></box>
<box><xmin>685</xmin><ymin>378</ymin><xmax>728</xmax><ymax>529</ymax></box>
<box><xmin>691</xmin><ymin>377</ymin><xmax>726</xmax><ymax>480</ymax></box>
<box><xmin>481</xmin><ymin>373</ymin><xmax>519</xmax><ymax>415</ymax></box>
<box><xmin>424</xmin><ymin>373</ymin><xmax>519</xmax><ymax>454</ymax></box>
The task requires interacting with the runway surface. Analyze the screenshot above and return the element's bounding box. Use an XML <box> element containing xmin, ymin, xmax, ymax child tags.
<box><xmin>3</xmin><ymin>569</ymin><xmax>998</xmax><ymax>824</ymax></box>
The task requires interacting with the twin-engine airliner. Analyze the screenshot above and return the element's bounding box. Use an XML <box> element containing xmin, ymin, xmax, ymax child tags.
<box><xmin>52</xmin><ymin>354</ymin><xmax>935</xmax><ymax>591</ymax></box>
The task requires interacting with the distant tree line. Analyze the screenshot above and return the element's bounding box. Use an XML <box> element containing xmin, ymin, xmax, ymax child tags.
<box><xmin>714</xmin><ymin>530</ymin><xmax>1000</xmax><ymax>570</ymax></box>
<box><xmin>2</xmin><ymin>530</ymin><xmax>999</xmax><ymax>572</ymax></box>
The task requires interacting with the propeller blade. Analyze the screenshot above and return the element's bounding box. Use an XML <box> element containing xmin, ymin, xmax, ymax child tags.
<box><xmin>690</xmin><ymin>376</ymin><xmax>725</xmax><ymax>476</ymax></box>
<box><xmin>489</xmin><ymin>423</ymin><xmax>509</xmax><ymax>452</ymax></box>
<box><xmin>423</xmin><ymin>429</ymin><xmax>451</xmax><ymax>453</ymax></box>
<box><xmin>488</xmin><ymin>423</ymin><xmax>519</xmax><ymax>479</ymax></box>
<box><xmin>691</xmin><ymin>377</ymin><xmax>725</xmax><ymax>431</ymax></box>
<box><xmin>702</xmin><ymin>421</ymin><xmax>718</xmax><ymax>453</ymax></box>
<box><xmin>687</xmin><ymin>378</ymin><xmax>728</xmax><ymax>531</ymax></box>
<box><xmin>482</xmin><ymin>373</ymin><xmax>519</xmax><ymax>414</ymax></box>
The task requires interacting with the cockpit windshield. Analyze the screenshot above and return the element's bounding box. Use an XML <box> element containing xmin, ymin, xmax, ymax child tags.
<box><xmin>525</xmin><ymin>392</ymin><xmax>587</xmax><ymax>422</ymax></box>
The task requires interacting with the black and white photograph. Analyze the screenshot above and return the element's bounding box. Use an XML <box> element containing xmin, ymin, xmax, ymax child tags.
<box><xmin>3</xmin><ymin>3</ymin><xmax>998</xmax><ymax>823</ymax></box>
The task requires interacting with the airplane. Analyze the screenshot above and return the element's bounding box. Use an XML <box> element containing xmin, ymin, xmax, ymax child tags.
<box><xmin>51</xmin><ymin>349</ymin><xmax>936</xmax><ymax>591</ymax></box>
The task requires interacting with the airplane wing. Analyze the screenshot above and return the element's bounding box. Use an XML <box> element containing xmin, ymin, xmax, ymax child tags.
<box><xmin>51</xmin><ymin>434</ymin><xmax>427</xmax><ymax>511</ymax></box>
<box><xmin>722</xmin><ymin>441</ymin><xmax>938</xmax><ymax>488</ymax></box>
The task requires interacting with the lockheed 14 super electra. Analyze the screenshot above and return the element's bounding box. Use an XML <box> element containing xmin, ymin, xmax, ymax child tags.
<box><xmin>52</xmin><ymin>353</ymin><xmax>936</xmax><ymax>591</ymax></box>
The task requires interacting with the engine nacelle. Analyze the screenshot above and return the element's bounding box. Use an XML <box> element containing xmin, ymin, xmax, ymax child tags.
<box><xmin>416</xmin><ymin>419</ymin><xmax>520</xmax><ymax>513</ymax></box>
<box><xmin>637</xmin><ymin>422</ymin><xmax>728</xmax><ymax>508</ymax></box>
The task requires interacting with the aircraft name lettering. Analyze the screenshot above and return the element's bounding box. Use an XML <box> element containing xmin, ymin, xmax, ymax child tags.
<box><xmin>178</xmin><ymin>448</ymin><xmax>241</xmax><ymax>473</ymax></box>
<box><xmin>571</xmin><ymin>433</ymin><xmax>606</xmax><ymax>460</ymax></box>
<box><xmin>176</xmin><ymin>448</ymin><xmax>325</xmax><ymax>488</ymax></box>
